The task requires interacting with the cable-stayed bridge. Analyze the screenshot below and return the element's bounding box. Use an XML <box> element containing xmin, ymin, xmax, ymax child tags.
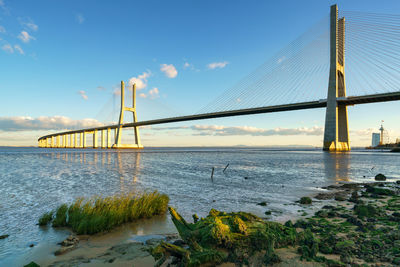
<box><xmin>38</xmin><ymin>5</ymin><xmax>400</xmax><ymax>151</ymax></box>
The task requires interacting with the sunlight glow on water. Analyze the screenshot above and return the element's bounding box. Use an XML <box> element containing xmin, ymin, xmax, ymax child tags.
<box><xmin>0</xmin><ymin>147</ymin><xmax>399</xmax><ymax>264</ymax></box>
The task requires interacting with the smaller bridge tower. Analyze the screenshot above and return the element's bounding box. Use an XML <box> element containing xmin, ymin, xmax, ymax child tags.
<box><xmin>323</xmin><ymin>4</ymin><xmax>350</xmax><ymax>151</ymax></box>
<box><xmin>112</xmin><ymin>81</ymin><xmax>143</xmax><ymax>149</ymax></box>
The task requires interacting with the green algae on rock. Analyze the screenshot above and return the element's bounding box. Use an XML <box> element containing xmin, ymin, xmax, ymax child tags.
<box><xmin>150</xmin><ymin>207</ymin><xmax>309</xmax><ymax>266</ymax></box>
<box><xmin>300</xmin><ymin>197</ymin><xmax>312</xmax><ymax>204</ymax></box>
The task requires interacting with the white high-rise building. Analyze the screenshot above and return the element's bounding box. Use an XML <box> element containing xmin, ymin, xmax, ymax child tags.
<box><xmin>372</xmin><ymin>133</ymin><xmax>380</xmax><ymax>147</ymax></box>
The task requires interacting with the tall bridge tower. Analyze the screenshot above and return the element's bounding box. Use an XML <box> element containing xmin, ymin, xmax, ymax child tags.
<box><xmin>113</xmin><ymin>81</ymin><xmax>143</xmax><ymax>149</ymax></box>
<box><xmin>323</xmin><ymin>4</ymin><xmax>350</xmax><ymax>151</ymax></box>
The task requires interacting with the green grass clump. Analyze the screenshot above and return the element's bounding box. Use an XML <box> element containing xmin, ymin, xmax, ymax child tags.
<box><xmin>39</xmin><ymin>191</ymin><xmax>169</xmax><ymax>234</ymax></box>
<box><xmin>38</xmin><ymin>211</ymin><xmax>53</xmax><ymax>226</ymax></box>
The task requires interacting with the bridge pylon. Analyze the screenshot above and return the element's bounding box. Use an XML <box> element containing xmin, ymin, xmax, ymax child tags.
<box><xmin>112</xmin><ymin>81</ymin><xmax>143</xmax><ymax>149</ymax></box>
<box><xmin>323</xmin><ymin>4</ymin><xmax>350</xmax><ymax>152</ymax></box>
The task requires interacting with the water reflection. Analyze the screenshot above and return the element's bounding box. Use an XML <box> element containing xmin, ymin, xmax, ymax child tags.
<box><xmin>116</xmin><ymin>152</ymin><xmax>142</xmax><ymax>191</ymax></box>
<box><xmin>323</xmin><ymin>152</ymin><xmax>350</xmax><ymax>182</ymax></box>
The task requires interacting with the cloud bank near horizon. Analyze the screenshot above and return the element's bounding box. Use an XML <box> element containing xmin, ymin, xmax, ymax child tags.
<box><xmin>150</xmin><ymin>125</ymin><xmax>324</xmax><ymax>136</ymax></box>
<box><xmin>0</xmin><ymin>116</ymin><xmax>103</xmax><ymax>131</ymax></box>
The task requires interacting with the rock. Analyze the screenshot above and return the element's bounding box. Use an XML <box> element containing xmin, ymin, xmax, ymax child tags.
<box><xmin>23</xmin><ymin>262</ymin><xmax>40</xmax><ymax>267</ymax></box>
<box><xmin>315</xmin><ymin>193</ymin><xmax>334</xmax><ymax>200</ymax></box>
<box><xmin>257</xmin><ymin>201</ymin><xmax>267</xmax><ymax>206</ymax></box>
<box><xmin>354</xmin><ymin>204</ymin><xmax>379</xmax><ymax>219</ymax></box>
<box><xmin>349</xmin><ymin>191</ymin><xmax>359</xmax><ymax>203</ymax></box>
<box><xmin>299</xmin><ymin>197</ymin><xmax>312</xmax><ymax>204</ymax></box>
<box><xmin>341</xmin><ymin>183</ymin><xmax>361</xmax><ymax>189</ymax></box>
<box><xmin>326</xmin><ymin>185</ymin><xmax>341</xmax><ymax>190</ymax></box>
<box><xmin>55</xmin><ymin>235</ymin><xmax>79</xmax><ymax>256</ymax></box>
<box><xmin>0</xmin><ymin>234</ymin><xmax>9</xmax><ymax>239</ymax></box>
<box><xmin>59</xmin><ymin>235</ymin><xmax>79</xmax><ymax>247</ymax></box>
<box><xmin>396</xmin><ymin>180</ymin><xmax>400</xmax><ymax>184</ymax></box>
<box><xmin>29</xmin><ymin>244</ymin><xmax>35</xmax><ymax>248</ymax></box>
<box><xmin>334</xmin><ymin>193</ymin><xmax>347</xmax><ymax>201</ymax></box>
<box><xmin>365</xmin><ymin>185</ymin><xmax>395</xmax><ymax>196</ymax></box>
<box><xmin>393</xmin><ymin>257</ymin><xmax>400</xmax><ymax>265</ymax></box>
<box><xmin>375</xmin><ymin>173</ymin><xmax>386</xmax><ymax>181</ymax></box>
<box><xmin>315</xmin><ymin>210</ymin><xmax>329</xmax><ymax>218</ymax></box>
<box><xmin>54</xmin><ymin>245</ymin><xmax>76</xmax><ymax>256</ymax></box>
<box><xmin>264</xmin><ymin>210</ymin><xmax>272</xmax><ymax>215</ymax></box>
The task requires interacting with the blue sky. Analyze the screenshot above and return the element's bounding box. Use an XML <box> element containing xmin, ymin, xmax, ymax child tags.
<box><xmin>0</xmin><ymin>0</ymin><xmax>399</xmax><ymax>147</ymax></box>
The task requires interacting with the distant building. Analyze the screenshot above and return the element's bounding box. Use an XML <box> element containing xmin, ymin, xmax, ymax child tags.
<box><xmin>372</xmin><ymin>133</ymin><xmax>380</xmax><ymax>147</ymax></box>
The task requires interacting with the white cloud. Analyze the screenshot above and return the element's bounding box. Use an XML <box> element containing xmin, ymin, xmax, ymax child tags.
<box><xmin>128</xmin><ymin>71</ymin><xmax>151</xmax><ymax>90</ymax></box>
<box><xmin>0</xmin><ymin>116</ymin><xmax>103</xmax><ymax>131</ymax></box>
<box><xmin>14</xmin><ymin>44</ymin><xmax>24</xmax><ymax>55</ymax></box>
<box><xmin>160</xmin><ymin>63</ymin><xmax>178</xmax><ymax>78</ymax></box>
<box><xmin>76</xmin><ymin>14</ymin><xmax>85</xmax><ymax>24</ymax></box>
<box><xmin>0</xmin><ymin>25</ymin><xmax>5</xmax><ymax>33</ymax></box>
<box><xmin>19</xmin><ymin>18</ymin><xmax>38</xmax><ymax>31</ymax></box>
<box><xmin>183</xmin><ymin>62</ymin><xmax>190</xmax><ymax>69</ymax></box>
<box><xmin>18</xmin><ymin>31</ymin><xmax>35</xmax><ymax>43</ymax></box>
<box><xmin>207</xmin><ymin>61</ymin><xmax>229</xmax><ymax>70</ymax></box>
<box><xmin>149</xmin><ymin>87</ymin><xmax>159</xmax><ymax>99</ymax></box>
<box><xmin>1</xmin><ymin>44</ymin><xmax>13</xmax><ymax>53</ymax></box>
<box><xmin>139</xmin><ymin>87</ymin><xmax>160</xmax><ymax>99</ymax></box>
<box><xmin>25</xmin><ymin>22</ymin><xmax>38</xmax><ymax>31</ymax></box>
<box><xmin>97</xmin><ymin>86</ymin><xmax>106</xmax><ymax>91</ymax></box>
<box><xmin>78</xmin><ymin>90</ymin><xmax>88</xmax><ymax>100</ymax></box>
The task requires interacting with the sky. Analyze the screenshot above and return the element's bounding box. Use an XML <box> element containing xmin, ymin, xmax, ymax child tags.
<box><xmin>0</xmin><ymin>0</ymin><xmax>399</xmax><ymax>147</ymax></box>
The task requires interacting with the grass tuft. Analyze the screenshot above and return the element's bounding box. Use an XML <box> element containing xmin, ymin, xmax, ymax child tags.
<box><xmin>39</xmin><ymin>191</ymin><xmax>169</xmax><ymax>234</ymax></box>
<box><xmin>38</xmin><ymin>211</ymin><xmax>53</xmax><ymax>226</ymax></box>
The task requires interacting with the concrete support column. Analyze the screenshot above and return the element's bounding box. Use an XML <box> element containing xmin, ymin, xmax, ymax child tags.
<box><xmin>69</xmin><ymin>134</ymin><xmax>73</xmax><ymax>148</ymax></box>
<box><xmin>107</xmin><ymin>128</ymin><xmax>111</xmax><ymax>148</ymax></box>
<box><xmin>51</xmin><ymin>136</ymin><xmax>54</xmax><ymax>148</ymax></box>
<box><xmin>93</xmin><ymin>130</ymin><xmax>98</xmax><ymax>148</ymax></box>
<box><xmin>57</xmin><ymin>135</ymin><xmax>61</xmax><ymax>148</ymax></box>
<box><xmin>79</xmin><ymin>132</ymin><xmax>83</xmax><ymax>148</ymax></box>
<box><xmin>82</xmin><ymin>132</ymin><xmax>86</xmax><ymax>148</ymax></box>
<box><xmin>63</xmin><ymin>135</ymin><xmax>67</xmax><ymax>148</ymax></box>
<box><xmin>74</xmin><ymin>133</ymin><xmax>77</xmax><ymax>148</ymax></box>
<box><xmin>101</xmin><ymin>130</ymin><xmax>106</xmax><ymax>148</ymax></box>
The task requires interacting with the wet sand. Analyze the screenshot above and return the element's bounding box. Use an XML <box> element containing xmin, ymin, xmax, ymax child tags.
<box><xmin>21</xmin><ymin>215</ymin><xmax>177</xmax><ymax>267</ymax></box>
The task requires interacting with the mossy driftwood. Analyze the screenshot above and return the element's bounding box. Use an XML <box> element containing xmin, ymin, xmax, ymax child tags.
<box><xmin>38</xmin><ymin>191</ymin><xmax>169</xmax><ymax>235</ymax></box>
<box><xmin>151</xmin><ymin>207</ymin><xmax>319</xmax><ymax>266</ymax></box>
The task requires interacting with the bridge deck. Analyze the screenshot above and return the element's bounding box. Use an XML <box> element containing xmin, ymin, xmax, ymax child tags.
<box><xmin>38</xmin><ymin>91</ymin><xmax>400</xmax><ymax>140</ymax></box>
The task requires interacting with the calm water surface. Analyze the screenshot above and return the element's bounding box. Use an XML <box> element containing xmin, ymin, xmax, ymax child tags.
<box><xmin>1</xmin><ymin>147</ymin><xmax>399</xmax><ymax>265</ymax></box>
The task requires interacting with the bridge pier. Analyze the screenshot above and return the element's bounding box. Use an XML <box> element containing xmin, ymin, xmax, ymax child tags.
<box><xmin>107</xmin><ymin>128</ymin><xmax>112</xmax><ymax>148</ymax></box>
<box><xmin>82</xmin><ymin>132</ymin><xmax>86</xmax><ymax>148</ymax></box>
<box><xmin>93</xmin><ymin>130</ymin><xmax>98</xmax><ymax>148</ymax></box>
<box><xmin>323</xmin><ymin>5</ymin><xmax>350</xmax><ymax>152</ymax></box>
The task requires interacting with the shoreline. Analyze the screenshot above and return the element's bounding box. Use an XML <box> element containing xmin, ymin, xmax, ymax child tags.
<box><xmin>23</xmin><ymin>179</ymin><xmax>400</xmax><ymax>266</ymax></box>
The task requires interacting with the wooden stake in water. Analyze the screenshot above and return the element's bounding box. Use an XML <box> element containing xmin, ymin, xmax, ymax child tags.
<box><xmin>211</xmin><ymin>167</ymin><xmax>215</xmax><ymax>181</ymax></box>
<box><xmin>223</xmin><ymin>163</ymin><xmax>230</xmax><ymax>173</ymax></box>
